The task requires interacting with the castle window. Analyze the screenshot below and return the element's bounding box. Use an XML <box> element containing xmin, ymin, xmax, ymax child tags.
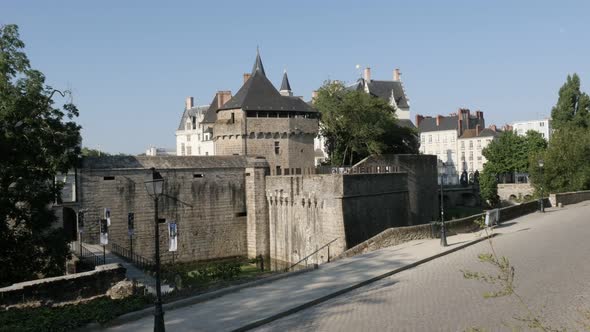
<box><xmin>231</xmin><ymin>113</ymin><xmax>235</xmax><ymax>124</ymax></box>
<box><xmin>192</xmin><ymin>116</ymin><xmax>197</xmax><ymax>129</ymax></box>
<box><xmin>186</xmin><ymin>121</ymin><xmax>191</xmax><ymax>130</ymax></box>
<box><xmin>181</xmin><ymin>143</ymin><xmax>185</xmax><ymax>156</ymax></box>
<box><xmin>187</xmin><ymin>146</ymin><xmax>192</xmax><ymax>155</ymax></box>
<box><xmin>274</xmin><ymin>141</ymin><xmax>280</xmax><ymax>155</ymax></box>
<box><xmin>187</xmin><ymin>135</ymin><xmax>191</xmax><ymax>142</ymax></box>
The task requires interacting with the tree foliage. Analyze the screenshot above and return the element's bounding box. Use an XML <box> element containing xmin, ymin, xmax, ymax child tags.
<box><xmin>479</xmin><ymin>169</ymin><xmax>499</xmax><ymax>206</ymax></box>
<box><xmin>550</xmin><ymin>74</ymin><xmax>590</xmax><ymax>131</ymax></box>
<box><xmin>480</xmin><ymin>130</ymin><xmax>547</xmax><ymax>204</ymax></box>
<box><xmin>529</xmin><ymin>74</ymin><xmax>590</xmax><ymax>194</ymax></box>
<box><xmin>315</xmin><ymin>81</ymin><xmax>419</xmax><ymax>165</ymax></box>
<box><xmin>81</xmin><ymin>147</ymin><xmax>110</xmax><ymax>157</ymax></box>
<box><xmin>0</xmin><ymin>24</ymin><xmax>81</xmax><ymax>286</ymax></box>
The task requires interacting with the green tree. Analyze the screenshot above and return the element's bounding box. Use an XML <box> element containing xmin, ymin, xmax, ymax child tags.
<box><xmin>480</xmin><ymin>130</ymin><xmax>547</xmax><ymax>204</ymax></box>
<box><xmin>529</xmin><ymin>74</ymin><xmax>590</xmax><ymax>194</ymax></box>
<box><xmin>479</xmin><ymin>169</ymin><xmax>499</xmax><ymax>206</ymax></box>
<box><xmin>550</xmin><ymin>74</ymin><xmax>590</xmax><ymax>131</ymax></box>
<box><xmin>81</xmin><ymin>147</ymin><xmax>110</xmax><ymax>157</ymax></box>
<box><xmin>0</xmin><ymin>25</ymin><xmax>81</xmax><ymax>286</ymax></box>
<box><xmin>529</xmin><ymin>127</ymin><xmax>590</xmax><ymax>193</ymax></box>
<box><xmin>315</xmin><ymin>81</ymin><xmax>419</xmax><ymax>165</ymax></box>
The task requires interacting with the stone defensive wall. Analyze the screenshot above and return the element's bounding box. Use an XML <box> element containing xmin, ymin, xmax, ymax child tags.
<box><xmin>74</xmin><ymin>155</ymin><xmax>268</xmax><ymax>264</ymax></box>
<box><xmin>0</xmin><ymin>264</ymin><xmax>125</xmax><ymax>307</ymax></box>
<box><xmin>549</xmin><ymin>190</ymin><xmax>590</xmax><ymax>207</ymax></box>
<box><xmin>337</xmin><ymin>198</ymin><xmax>550</xmax><ymax>259</ymax></box>
<box><xmin>265</xmin><ymin>173</ymin><xmax>411</xmax><ymax>270</ymax></box>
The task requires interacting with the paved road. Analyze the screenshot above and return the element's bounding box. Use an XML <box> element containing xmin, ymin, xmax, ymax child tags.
<box><xmin>256</xmin><ymin>201</ymin><xmax>590</xmax><ymax>332</ymax></box>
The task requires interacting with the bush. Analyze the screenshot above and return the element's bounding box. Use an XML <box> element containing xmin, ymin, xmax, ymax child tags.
<box><xmin>0</xmin><ymin>295</ymin><xmax>152</xmax><ymax>332</ymax></box>
<box><xmin>161</xmin><ymin>260</ymin><xmax>243</xmax><ymax>289</ymax></box>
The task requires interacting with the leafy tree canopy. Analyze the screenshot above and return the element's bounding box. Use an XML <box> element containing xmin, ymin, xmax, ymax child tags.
<box><xmin>315</xmin><ymin>81</ymin><xmax>419</xmax><ymax>165</ymax></box>
<box><xmin>528</xmin><ymin>74</ymin><xmax>590</xmax><ymax>194</ymax></box>
<box><xmin>481</xmin><ymin>130</ymin><xmax>547</xmax><ymax>176</ymax></box>
<box><xmin>550</xmin><ymin>73</ymin><xmax>590</xmax><ymax>131</ymax></box>
<box><xmin>0</xmin><ymin>24</ymin><xmax>81</xmax><ymax>286</ymax></box>
<box><xmin>81</xmin><ymin>147</ymin><xmax>110</xmax><ymax>157</ymax></box>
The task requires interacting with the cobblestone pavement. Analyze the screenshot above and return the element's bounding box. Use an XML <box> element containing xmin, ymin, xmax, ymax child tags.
<box><xmin>256</xmin><ymin>201</ymin><xmax>590</xmax><ymax>332</ymax></box>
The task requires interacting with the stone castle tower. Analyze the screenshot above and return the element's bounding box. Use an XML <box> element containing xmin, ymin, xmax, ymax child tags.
<box><xmin>213</xmin><ymin>51</ymin><xmax>319</xmax><ymax>175</ymax></box>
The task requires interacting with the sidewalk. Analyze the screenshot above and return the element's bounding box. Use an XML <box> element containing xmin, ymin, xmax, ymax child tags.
<box><xmin>82</xmin><ymin>243</ymin><xmax>173</xmax><ymax>294</ymax></box>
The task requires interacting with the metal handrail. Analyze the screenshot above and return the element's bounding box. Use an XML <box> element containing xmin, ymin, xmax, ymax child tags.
<box><xmin>70</xmin><ymin>241</ymin><xmax>106</xmax><ymax>268</ymax></box>
<box><xmin>286</xmin><ymin>238</ymin><xmax>339</xmax><ymax>272</ymax></box>
<box><xmin>107</xmin><ymin>241</ymin><xmax>155</xmax><ymax>271</ymax></box>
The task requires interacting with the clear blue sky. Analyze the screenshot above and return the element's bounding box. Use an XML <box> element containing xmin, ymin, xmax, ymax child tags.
<box><xmin>3</xmin><ymin>0</ymin><xmax>589</xmax><ymax>154</ymax></box>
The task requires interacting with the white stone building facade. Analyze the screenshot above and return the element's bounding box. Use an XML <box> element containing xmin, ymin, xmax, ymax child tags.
<box><xmin>511</xmin><ymin>118</ymin><xmax>551</xmax><ymax>140</ymax></box>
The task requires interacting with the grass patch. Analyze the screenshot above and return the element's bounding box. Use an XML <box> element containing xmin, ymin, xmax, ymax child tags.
<box><xmin>0</xmin><ymin>295</ymin><xmax>152</xmax><ymax>332</ymax></box>
<box><xmin>160</xmin><ymin>258</ymin><xmax>267</xmax><ymax>293</ymax></box>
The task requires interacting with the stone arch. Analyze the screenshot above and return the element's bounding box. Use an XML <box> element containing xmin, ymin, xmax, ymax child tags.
<box><xmin>509</xmin><ymin>194</ymin><xmax>517</xmax><ymax>201</ymax></box>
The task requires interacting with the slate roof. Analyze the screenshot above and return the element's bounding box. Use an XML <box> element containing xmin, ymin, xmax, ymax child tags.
<box><xmin>81</xmin><ymin>155</ymin><xmax>269</xmax><ymax>170</ymax></box>
<box><xmin>280</xmin><ymin>71</ymin><xmax>291</xmax><ymax>91</ymax></box>
<box><xmin>398</xmin><ymin>119</ymin><xmax>416</xmax><ymax>129</ymax></box>
<box><xmin>251</xmin><ymin>50</ymin><xmax>265</xmax><ymax>76</ymax></box>
<box><xmin>459</xmin><ymin>128</ymin><xmax>501</xmax><ymax>139</ymax></box>
<box><xmin>418</xmin><ymin>115</ymin><xmax>484</xmax><ymax>133</ymax></box>
<box><xmin>177</xmin><ymin>104</ymin><xmax>209</xmax><ymax>130</ymax></box>
<box><xmin>201</xmin><ymin>94</ymin><xmax>219</xmax><ymax>124</ymax></box>
<box><xmin>366</xmin><ymin>80</ymin><xmax>409</xmax><ymax>109</ymax></box>
<box><xmin>219</xmin><ymin>54</ymin><xmax>316</xmax><ymax>113</ymax></box>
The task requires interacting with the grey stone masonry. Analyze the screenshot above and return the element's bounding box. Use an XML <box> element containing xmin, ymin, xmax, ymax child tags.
<box><xmin>77</xmin><ymin>156</ymin><xmax>269</xmax><ymax>264</ymax></box>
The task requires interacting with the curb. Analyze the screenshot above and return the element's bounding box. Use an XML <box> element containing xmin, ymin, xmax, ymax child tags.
<box><xmin>232</xmin><ymin>233</ymin><xmax>498</xmax><ymax>332</ymax></box>
<box><xmin>84</xmin><ymin>265</ymin><xmax>317</xmax><ymax>331</ymax></box>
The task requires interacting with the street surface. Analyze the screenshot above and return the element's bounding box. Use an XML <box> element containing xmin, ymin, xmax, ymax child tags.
<box><xmin>257</xmin><ymin>201</ymin><xmax>590</xmax><ymax>331</ymax></box>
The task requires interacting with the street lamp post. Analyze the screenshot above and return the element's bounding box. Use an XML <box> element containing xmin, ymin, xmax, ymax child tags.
<box><xmin>538</xmin><ymin>159</ymin><xmax>544</xmax><ymax>213</ymax></box>
<box><xmin>439</xmin><ymin>163</ymin><xmax>448</xmax><ymax>247</ymax></box>
<box><xmin>144</xmin><ymin>168</ymin><xmax>165</xmax><ymax>332</ymax></box>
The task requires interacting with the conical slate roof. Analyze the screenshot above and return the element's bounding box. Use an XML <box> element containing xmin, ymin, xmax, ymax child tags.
<box><xmin>280</xmin><ymin>71</ymin><xmax>291</xmax><ymax>91</ymax></box>
<box><xmin>219</xmin><ymin>52</ymin><xmax>316</xmax><ymax>114</ymax></box>
<box><xmin>251</xmin><ymin>49</ymin><xmax>266</xmax><ymax>76</ymax></box>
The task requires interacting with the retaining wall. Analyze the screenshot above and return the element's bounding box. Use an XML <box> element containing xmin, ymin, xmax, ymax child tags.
<box><xmin>0</xmin><ymin>264</ymin><xmax>125</xmax><ymax>307</ymax></box>
<box><xmin>337</xmin><ymin>199</ymin><xmax>549</xmax><ymax>259</ymax></box>
<box><xmin>549</xmin><ymin>190</ymin><xmax>590</xmax><ymax>207</ymax></box>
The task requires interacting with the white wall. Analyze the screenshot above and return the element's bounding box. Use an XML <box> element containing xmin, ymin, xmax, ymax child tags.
<box><xmin>512</xmin><ymin>119</ymin><xmax>551</xmax><ymax>140</ymax></box>
<box><xmin>420</xmin><ymin>129</ymin><xmax>459</xmax><ymax>184</ymax></box>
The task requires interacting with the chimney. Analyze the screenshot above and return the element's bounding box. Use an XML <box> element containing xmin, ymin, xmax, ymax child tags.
<box><xmin>364</xmin><ymin>67</ymin><xmax>371</xmax><ymax>81</ymax></box>
<box><xmin>393</xmin><ymin>68</ymin><xmax>401</xmax><ymax>81</ymax></box>
<box><xmin>476</xmin><ymin>124</ymin><xmax>481</xmax><ymax>136</ymax></box>
<box><xmin>415</xmin><ymin>115</ymin><xmax>424</xmax><ymax>127</ymax></box>
<box><xmin>490</xmin><ymin>125</ymin><xmax>497</xmax><ymax>132</ymax></box>
<box><xmin>311</xmin><ymin>90</ymin><xmax>319</xmax><ymax>102</ymax></box>
<box><xmin>185</xmin><ymin>96</ymin><xmax>194</xmax><ymax>110</ymax></box>
<box><xmin>458</xmin><ymin>118</ymin><xmax>464</xmax><ymax>137</ymax></box>
<box><xmin>476</xmin><ymin>110</ymin><xmax>483</xmax><ymax>119</ymax></box>
<box><xmin>216</xmin><ymin>91</ymin><xmax>232</xmax><ymax>109</ymax></box>
<box><xmin>436</xmin><ymin>115</ymin><xmax>443</xmax><ymax>127</ymax></box>
<box><xmin>243</xmin><ymin>73</ymin><xmax>251</xmax><ymax>84</ymax></box>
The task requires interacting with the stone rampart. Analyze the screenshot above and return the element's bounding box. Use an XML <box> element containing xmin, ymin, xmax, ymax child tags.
<box><xmin>266</xmin><ymin>173</ymin><xmax>410</xmax><ymax>269</ymax></box>
<box><xmin>77</xmin><ymin>156</ymin><xmax>269</xmax><ymax>264</ymax></box>
<box><xmin>549</xmin><ymin>190</ymin><xmax>590</xmax><ymax>207</ymax></box>
<box><xmin>0</xmin><ymin>264</ymin><xmax>125</xmax><ymax>307</ymax></box>
<box><xmin>337</xmin><ymin>199</ymin><xmax>549</xmax><ymax>259</ymax></box>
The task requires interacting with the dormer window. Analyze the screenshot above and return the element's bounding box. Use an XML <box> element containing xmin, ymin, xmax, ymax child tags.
<box><xmin>186</xmin><ymin>121</ymin><xmax>191</xmax><ymax>130</ymax></box>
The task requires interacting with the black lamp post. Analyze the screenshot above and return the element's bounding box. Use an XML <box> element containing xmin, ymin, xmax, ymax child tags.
<box><xmin>439</xmin><ymin>162</ymin><xmax>448</xmax><ymax>247</ymax></box>
<box><xmin>144</xmin><ymin>168</ymin><xmax>165</xmax><ymax>332</ymax></box>
<box><xmin>538</xmin><ymin>159</ymin><xmax>544</xmax><ymax>213</ymax></box>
